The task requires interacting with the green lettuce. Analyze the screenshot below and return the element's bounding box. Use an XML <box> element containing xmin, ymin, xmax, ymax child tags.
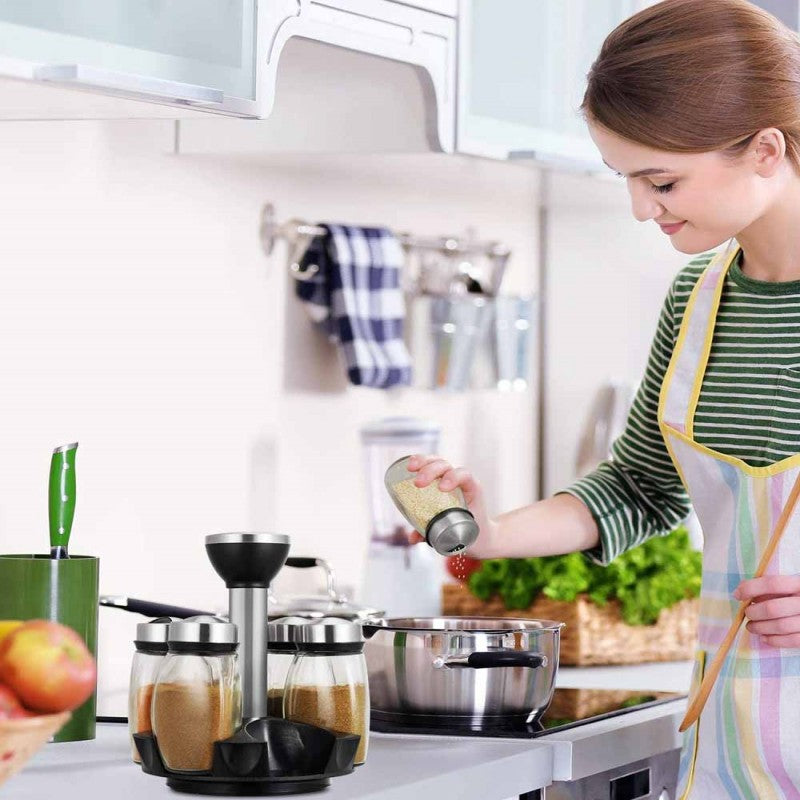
<box><xmin>467</xmin><ymin>526</ymin><xmax>701</xmax><ymax>626</ymax></box>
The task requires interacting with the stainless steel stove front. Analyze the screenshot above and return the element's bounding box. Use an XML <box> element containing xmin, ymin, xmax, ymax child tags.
<box><xmin>519</xmin><ymin>749</ymin><xmax>679</xmax><ymax>800</ymax></box>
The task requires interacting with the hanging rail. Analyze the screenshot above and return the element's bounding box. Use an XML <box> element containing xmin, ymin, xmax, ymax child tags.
<box><xmin>259</xmin><ymin>203</ymin><xmax>511</xmax><ymax>289</ymax></box>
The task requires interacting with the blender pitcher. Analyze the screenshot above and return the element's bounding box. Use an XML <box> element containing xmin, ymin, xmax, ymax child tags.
<box><xmin>359</xmin><ymin>418</ymin><xmax>442</xmax><ymax>616</ymax></box>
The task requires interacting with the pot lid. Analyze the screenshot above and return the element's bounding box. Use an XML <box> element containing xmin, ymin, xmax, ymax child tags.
<box><xmin>269</xmin><ymin>594</ymin><xmax>383</xmax><ymax>621</ymax></box>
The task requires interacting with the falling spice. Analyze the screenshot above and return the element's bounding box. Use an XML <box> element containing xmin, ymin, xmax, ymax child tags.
<box><xmin>284</xmin><ymin>683</ymin><xmax>368</xmax><ymax>765</ymax></box>
<box><xmin>131</xmin><ymin>683</ymin><xmax>155</xmax><ymax>762</ymax></box>
<box><xmin>152</xmin><ymin>683</ymin><xmax>237</xmax><ymax>772</ymax></box>
<box><xmin>392</xmin><ymin>478</ymin><xmax>462</xmax><ymax>532</ymax></box>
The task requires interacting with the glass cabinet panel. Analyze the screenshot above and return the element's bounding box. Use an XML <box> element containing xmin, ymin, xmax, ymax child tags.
<box><xmin>458</xmin><ymin>0</ymin><xmax>637</xmax><ymax>164</ymax></box>
<box><xmin>0</xmin><ymin>1</ymin><xmax>257</xmax><ymax>106</ymax></box>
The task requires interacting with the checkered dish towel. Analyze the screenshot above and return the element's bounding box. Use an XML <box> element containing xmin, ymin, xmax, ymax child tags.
<box><xmin>294</xmin><ymin>224</ymin><xmax>413</xmax><ymax>389</ymax></box>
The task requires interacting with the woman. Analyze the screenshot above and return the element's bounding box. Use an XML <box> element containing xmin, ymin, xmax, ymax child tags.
<box><xmin>410</xmin><ymin>1</ymin><xmax>800</xmax><ymax>797</ymax></box>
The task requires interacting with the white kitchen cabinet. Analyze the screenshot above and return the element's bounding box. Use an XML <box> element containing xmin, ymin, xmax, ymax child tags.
<box><xmin>0</xmin><ymin>0</ymin><xmax>456</xmax><ymax>149</ymax></box>
<box><xmin>390</xmin><ymin>0</ymin><xmax>457</xmax><ymax>14</ymax></box>
<box><xmin>0</xmin><ymin>1</ymin><xmax>259</xmax><ymax>115</ymax></box>
<box><xmin>750</xmin><ymin>0</ymin><xmax>800</xmax><ymax>28</ymax></box>
<box><xmin>457</xmin><ymin>0</ymin><xmax>638</xmax><ymax>165</ymax></box>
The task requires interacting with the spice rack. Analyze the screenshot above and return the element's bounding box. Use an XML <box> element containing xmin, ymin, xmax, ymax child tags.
<box><xmin>134</xmin><ymin>718</ymin><xmax>358</xmax><ymax>795</ymax></box>
<box><xmin>133</xmin><ymin>532</ymin><xmax>362</xmax><ymax>795</ymax></box>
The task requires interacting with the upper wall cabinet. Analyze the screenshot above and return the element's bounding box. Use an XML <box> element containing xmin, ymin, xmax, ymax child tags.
<box><xmin>749</xmin><ymin>0</ymin><xmax>800</xmax><ymax>28</ymax></box>
<box><xmin>0</xmin><ymin>0</ymin><xmax>456</xmax><ymax>149</ymax></box>
<box><xmin>456</xmin><ymin>0</ymin><xmax>640</xmax><ymax>165</ymax></box>
<box><xmin>0</xmin><ymin>1</ymin><xmax>259</xmax><ymax>115</ymax></box>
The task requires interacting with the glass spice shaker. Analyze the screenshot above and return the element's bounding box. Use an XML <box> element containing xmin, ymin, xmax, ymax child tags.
<box><xmin>282</xmin><ymin>618</ymin><xmax>370</xmax><ymax>766</ymax></box>
<box><xmin>129</xmin><ymin>617</ymin><xmax>172</xmax><ymax>763</ymax></box>
<box><xmin>151</xmin><ymin>616</ymin><xmax>241</xmax><ymax>773</ymax></box>
<box><xmin>266</xmin><ymin>616</ymin><xmax>307</xmax><ymax>717</ymax></box>
<box><xmin>384</xmin><ymin>455</ymin><xmax>479</xmax><ymax>555</ymax></box>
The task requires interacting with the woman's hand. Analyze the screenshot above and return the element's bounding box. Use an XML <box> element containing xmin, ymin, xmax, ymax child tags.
<box><xmin>405</xmin><ymin>455</ymin><xmax>498</xmax><ymax>558</ymax></box>
<box><xmin>736</xmin><ymin>575</ymin><xmax>800</xmax><ymax>648</ymax></box>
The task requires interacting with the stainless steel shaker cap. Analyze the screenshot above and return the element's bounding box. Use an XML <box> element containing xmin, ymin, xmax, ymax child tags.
<box><xmin>426</xmin><ymin>508</ymin><xmax>480</xmax><ymax>555</ymax></box>
<box><xmin>135</xmin><ymin>616</ymin><xmax>173</xmax><ymax>646</ymax></box>
<box><xmin>269</xmin><ymin>616</ymin><xmax>364</xmax><ymax>649</ymax></box>
<box><xmin>167</xmin><ymin>615</ymin><xmax>238</xmax><ymax>649</ymax></box>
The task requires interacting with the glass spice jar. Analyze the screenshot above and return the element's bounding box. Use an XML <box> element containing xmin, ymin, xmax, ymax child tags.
<box><xmin>282</xmin><ymin>618</ymin><xmax>370</xmax><ymax>766</ymax></box>
<box><xmin>266</xmin><ymin>616</ymin><xmax>308</xmax><ymax>718</ymax></box>
<box><xmin>384</xmin><ymin>455</ymin><xmax>479</xmax><ymax>555</ymax></box>
<box><xmin>151</xmin><ymin>616</ymin><xmax>241</xmax><ymax>773</ymax></box>
<box><xmin>128</xmin><ymin>617</ymin><xmax>172</xmax><ymax>763</ymax></box>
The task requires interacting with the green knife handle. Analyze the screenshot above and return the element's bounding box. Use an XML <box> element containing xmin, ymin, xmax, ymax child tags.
<box><xmin>49</xmin><ymin>443</ymin><xmax>78</xmax><ymax>550</ymax></box>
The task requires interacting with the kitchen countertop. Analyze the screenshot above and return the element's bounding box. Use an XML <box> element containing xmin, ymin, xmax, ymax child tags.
<box><xmin>5</xmin><ymin>723</ymin><xmax>554</xmax><ymax>800</ymax></box>
<box><xmin>5</xmin><ymin>692</ymin><xmax>690</xmax><ymax>799</ymax></box>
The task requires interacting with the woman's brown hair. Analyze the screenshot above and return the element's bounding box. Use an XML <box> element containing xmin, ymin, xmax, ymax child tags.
<box><xmin>583</xmin><ymin>0</ymin><xmax>800</xmax><ymax>167</ymax></box>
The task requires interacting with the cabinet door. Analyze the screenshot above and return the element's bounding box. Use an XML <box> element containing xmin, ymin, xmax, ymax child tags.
<box><xmin>457</xmin><ymin>0</ymin><xmax>636</xmax><ymax>165</ymax></box>
<box><xmin>387</xmin><ymin>0</ymin><xmax>457</xmax><ymax>14</ymax></box>
<box><xmin>0</xmin><ymin>1</ymin><xmax>258</xmax><ymax>115</ymax></box>
<box><xmin>749</xmin><ymin>0</ymin><xmax>800</xmax><ymax>29</ymax></box>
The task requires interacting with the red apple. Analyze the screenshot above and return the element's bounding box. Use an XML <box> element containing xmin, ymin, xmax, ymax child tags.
<box><xmin>0</xmin><ymin>621</ymin><xmax>96</xmax><ymax>713</ymax></box>
<box><xmin>0</xmin><ymin>683</ymin><xmax>32</xmax><ymax>719</ymax></box>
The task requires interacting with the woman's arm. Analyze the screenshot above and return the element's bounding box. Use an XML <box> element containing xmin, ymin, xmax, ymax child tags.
<box><xmin>410</xmin><ymin>270</ymin><xmax>698</xmax><ymax>563</ymax></box>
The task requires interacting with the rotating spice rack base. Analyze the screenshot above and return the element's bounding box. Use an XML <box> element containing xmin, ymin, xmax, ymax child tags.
<box><xmin>134</xmin><ymin>716</ymin><xmax>359</xmax><ymax>796</ymax></box>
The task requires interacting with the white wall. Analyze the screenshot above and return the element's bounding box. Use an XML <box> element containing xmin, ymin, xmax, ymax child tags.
<box><xmin>0</xmin><ymin>119</ymin><xmax>540</xmax><ymax>713</ymax></box>
<box><xmin>543</xmin><ymin>173</ymin><xmax>688</xmax><ymax>495</ymax></box>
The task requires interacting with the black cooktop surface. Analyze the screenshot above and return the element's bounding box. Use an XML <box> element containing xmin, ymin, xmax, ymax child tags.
<box><xmin>370</xmin><ymin>687</ymin><xmax>685</xmax><ymax>739</ymax></box>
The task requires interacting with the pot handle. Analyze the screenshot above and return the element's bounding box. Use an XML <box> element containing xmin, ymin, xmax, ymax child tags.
<box><xmin>433</xmin><ymin>650</ymin><xmax>548</xmax><ymax>670</ymax></box>
<box><xmin>100</xmin><ymin>595</ymin><xmax>214</xmax><ymax>619</ymax></box>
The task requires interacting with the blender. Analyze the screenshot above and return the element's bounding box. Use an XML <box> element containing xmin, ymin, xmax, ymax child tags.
<box><xmin>359</xmin><ymin>417</ymin><xmax>444</xmax><ymax>616</ymax></box>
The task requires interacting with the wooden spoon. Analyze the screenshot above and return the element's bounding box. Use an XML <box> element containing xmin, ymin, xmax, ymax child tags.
<box><xmin>679</xmin><ymin>470</ymin><xmax>800</xmax><ymax>732</ymax></box>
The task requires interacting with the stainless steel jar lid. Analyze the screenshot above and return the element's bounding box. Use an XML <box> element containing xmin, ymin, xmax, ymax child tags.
<box><xmin>269</xmin><ymin>616</ymin><xmax>364</xmax><ymax>652</ymax></box>
<box><xmin>135</xmin><ymin>616</ymin><xmax>173</xmax><ymax>650</ymax></box>
<box><xmin>167</xmin><ymin>615</ymin><xmax>238</xmax><ymax>652</ymax></box>
<box><xmin>360</xmin><ymin>417</ymin><xmax>441</xmax><ymax>440</ymax></box>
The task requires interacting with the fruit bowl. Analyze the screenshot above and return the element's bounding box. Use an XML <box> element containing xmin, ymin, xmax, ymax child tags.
<box><xmin>0</xmin><ymin>711</ymin><xmax>70</xmax><ymax>787</ymax></box>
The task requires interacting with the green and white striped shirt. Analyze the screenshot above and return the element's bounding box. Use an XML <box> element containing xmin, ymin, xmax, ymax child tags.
<box><xmin>566</xmin><ymin>250</ymin><xmax>800</xmax><ymax>564</ymax></box>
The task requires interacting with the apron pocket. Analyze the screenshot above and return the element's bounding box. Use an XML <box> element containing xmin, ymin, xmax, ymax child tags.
<box><xmin>767</xmin><ymin>368</ymin><xmax>800</xmax><ymax>457</ymax></box>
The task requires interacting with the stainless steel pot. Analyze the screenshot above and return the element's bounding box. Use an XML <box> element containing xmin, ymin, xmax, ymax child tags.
<box><xmin>363</xmin><ymin>617</ymin><xmax>563</xmax><ymax>725</ymax></box>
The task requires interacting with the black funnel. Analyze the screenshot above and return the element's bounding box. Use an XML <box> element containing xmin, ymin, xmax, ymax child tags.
<box><xmin>205</xmin><ymin>532</ymin><xmax>290</xmax><ymax>588</ymax></box>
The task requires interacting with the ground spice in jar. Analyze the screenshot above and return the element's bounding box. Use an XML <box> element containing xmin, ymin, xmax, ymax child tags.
<box><xmin>285</xmin><ymin>684</ymin><xmax>368</xmax><ymax>765</ymax></box>
<box><xmin>152</xmin><ymin>683</ymin><xmax>236</xmax><ymax>772</ymax></box>
<box><xmin>392</xmin><ymin>478</ymin><xmax>462</xmax><ymax>532</ymax></box>
<box><xmin>267</xmin><ymin>688</ymin><xmax>284</xmax><ymax>718</ymax></box>
<box><xmin>131</xmin><ymin>683</ymin><xmax>155</xmax><ymax>762</ymax></box>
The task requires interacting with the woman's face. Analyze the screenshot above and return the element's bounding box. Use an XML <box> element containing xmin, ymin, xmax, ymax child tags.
<box><xmin>587</xmin><ymin>122</ymin><xmax>777</xmax><ymax>254</ymax></box>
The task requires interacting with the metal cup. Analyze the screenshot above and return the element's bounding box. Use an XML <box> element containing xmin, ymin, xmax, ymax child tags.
<box><xmin>0</xmin><ymin>554</ymin><xmax>99</xmax><ymax>742</ymax></box>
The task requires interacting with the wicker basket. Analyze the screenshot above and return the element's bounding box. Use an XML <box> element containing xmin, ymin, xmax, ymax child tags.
<box><xmin>442</xmin><ymin>583</ymin><xmax>698</xmax><ymax>666</ymax></box>
<box><xmin>0</xmin><ymin>712</ymin><xmax>70</xmax><ymax>788</ymax></box>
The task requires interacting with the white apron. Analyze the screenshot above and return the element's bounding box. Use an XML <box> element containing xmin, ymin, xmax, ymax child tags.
<box><xmin>659</xmin><ymin>242</ymin><xmax>800</xmax><ymax>799</ymax></box>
